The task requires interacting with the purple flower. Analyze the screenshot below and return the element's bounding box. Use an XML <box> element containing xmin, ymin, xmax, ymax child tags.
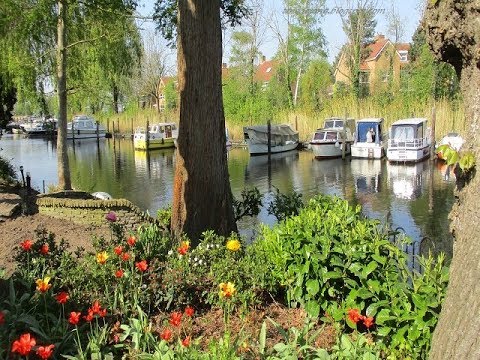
<box><xmin>105</xmin><ymin>211</ymin><xmax>117</xmax><ymax>222</ymax></box>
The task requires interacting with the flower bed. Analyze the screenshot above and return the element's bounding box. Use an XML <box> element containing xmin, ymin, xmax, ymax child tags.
<box><xmin>0</xmin><ymin>195</ymin><xmax>449</xmax><ymax>359</ymax></box>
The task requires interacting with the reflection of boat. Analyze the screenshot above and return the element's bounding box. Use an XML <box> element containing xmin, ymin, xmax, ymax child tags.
<box><xmin>387</xmin><ymin>118</ymin><xmax>431</xmax><ymax>163</ymax></box>
<box><xmin>387</xmin><ymin>162</ymin><xmax>427</xmax><ymax>199</ymax></box>
<box><xmin>67</xmin><ymin>115</ymin><xmax>106</xmax><ymax>140</ymax></box>
<box><xmin>436</xmin><ymin>132</ymin><xmax>464</xmax><ymax>160</ymax></box>
<box><xmin>350</xmin><ymin>159</ymin><xmax>382</xmax><ymax>193</ymax></box>
<box><xmin>243</xmin><ymin>124</ymin><xmax>299</xmax><ymax>155</ymax></box>
<box><xmin>134</xmin><ymin>148</ymin><xmax>175</xmax><ymax>179</ymax></box>
<box><xmin>244</xmin><ymin>151</ymin><xmax>299</xmax><ymax>185</ymax></box>
<box><xmin>310</xmin><ymin>118</ymin><xmax>355</xmax><ymax>159</ymax></box>
<box><xmin>351</xmin><ymin>118</ymin><xmax>386</xmax><ymax>159</ymax></box>
<box><xmin>133</xmin><ymin>122</ymin><xmax>178</xmax><ymax>150</ymax></box>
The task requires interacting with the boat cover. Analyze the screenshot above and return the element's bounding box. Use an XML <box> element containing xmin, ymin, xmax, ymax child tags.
<box><xmin>244</xmin><ymin>125</ymin><xmax>299</xmax><ymax>145</ymax></box>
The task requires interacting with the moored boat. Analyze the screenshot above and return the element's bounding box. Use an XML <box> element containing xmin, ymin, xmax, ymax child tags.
<box><xmin>133</xmin><ymin>122</ymin><xmax>178</xmax><ymax>150</ymax></box>
<box><xmin>67</xmin><ymin>115</ymin><xmax>106</xmax><ymax>140</ymax></box>
<box><xmin>351</xmin><ymin>118</ymin><xmax>386</xmax><ymax>159</ymax></box>
<box><xmin>243</xmin><ymin>124</ymin><xmax>299</xmax><ymax>155</ymax></box>
<box><xmin>387</xmin><ymin>118</ymin><xmax>431</xmax><ymax>163</ymax></box>
<box><xmin>310</xmin><ymin>117</ymin><xmax>355</xmax><ymax>159</ymax></box>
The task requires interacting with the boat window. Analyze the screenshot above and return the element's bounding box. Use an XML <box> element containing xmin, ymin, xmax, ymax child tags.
<box><xmin>314</xmin><ymin>132</ymin><xmax>325</xmax><ymax>141</ymax></box>
<box><xmin>172</xmin><ymin>124</ymin><xmax>176</xmax><ymax>130</ymax></box>
<box><xmin>392</xmin><ymin>125</ymin><xmax>415</xmax><ymax>141</ymax></box>
<box><xmin>326</xmin><ymin>132</ymin><xmax>337</xmax><ymax>140</ymax></box>
<box><xmin>357</xmin><ymin>122</ymin><xmax>378</xmax><ymax>142</ymax></box>
<box><xmin>324</xmin><ymin>120</ymin><xmax>334</xmax><ymax>128</ymax></box>
<box><xmin>160</xmin><ymin>126</ymin><xmax>164</xmax><ymax>133</ymax></box>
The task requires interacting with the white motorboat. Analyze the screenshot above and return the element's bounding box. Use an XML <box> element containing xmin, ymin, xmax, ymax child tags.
<box><xmin>133</xmin><ymin>122</ymin><xmax>178</xmax><ymax>150</ymax></box>
<box><xmin>310</xmin><ymin>118</ymin><xmax>355</xmax><ymax>159</ymax></box>
<box><xmin>387</xmin><ymin>118</ymin><xmax>431</xmax><ymax>163</ymax></box>
<box><xmin>67</xmin><ymin>115</ymin><xmax>106</xmax><ymax>140</ymax></box>
<box><xmin>351</xmin><ymin>118</ymin><xmax>386</xmax><ymax>159</ymax></box>
<box><xmin>21</xmin><ymin>117</ymin><xmax>47</xmax><ymax>136</ymax></box>
<box><xmin>243</xmin><ymin>124</ymin><xmax>299</xmax><ymax>155</ymax></box>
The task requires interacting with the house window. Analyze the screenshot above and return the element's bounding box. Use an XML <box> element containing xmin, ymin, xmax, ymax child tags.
<box><xmin>159</xmin><ymin>94</ymin><xmax>165</xmax><ymax>100</ymax></box>
<box><xmin>359</xmin><ymin>71</ymin><xmax>370</xmax><ymax>84</ymax></box>
<box><xmin>399</xmin><ymin>50</ymin><xmax>408</xmax><ymax>62</ymax></box>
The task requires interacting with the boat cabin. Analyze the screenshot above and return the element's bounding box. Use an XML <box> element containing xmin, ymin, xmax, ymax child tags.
<box><xmin>355</xmin><ymin>118</ymin><xmax>384</xmax><ymax>144</ymax></box>
<box><xmin>312</xmin><ymin>130</ymin><xmax>346</xmax><ymax>142</ymax></box>
<box><xmin>389</xmin><ymin>118</ymin><xmax>428</xmax><ymax>147</ymax></box>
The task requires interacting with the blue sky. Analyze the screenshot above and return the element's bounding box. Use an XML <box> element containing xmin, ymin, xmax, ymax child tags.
<box><xmin>137</xmin><ymin>0</ymin><xmax>423</xmax><ymax>64</ymax></box>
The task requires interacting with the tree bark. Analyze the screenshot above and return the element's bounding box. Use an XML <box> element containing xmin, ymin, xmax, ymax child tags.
<box><xmin>171</xmin><ymin>0</ymin><xmax>237</xmax><ymax>244</ymax></box>
<box><xmin>426</xmin><ymin>1</ymin><xmax>480</xmax><ymax>358</ymax></box>
<box><xmin>56</xmin><ymin>0</ymin><xmax>71</xmax><ymax>190</ymax></box>
<box><xmin>112</xmin><ymin>82</ymin><xmax>119</xmax><ymax>114</ymax></box>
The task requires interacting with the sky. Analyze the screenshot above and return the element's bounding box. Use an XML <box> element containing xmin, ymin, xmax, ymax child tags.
<box><xmin>137</xmin><ymin>0</ymin><xmax>424</xmax><ymax>66</ymax></box>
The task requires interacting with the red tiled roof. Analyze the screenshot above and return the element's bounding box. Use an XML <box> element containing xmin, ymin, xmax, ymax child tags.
<box><xmin>255</xmin><ymin>60</ymin><xmax>277</xmax><ymax>82</ymax></box>
<box><xmin>395</xmin><ymin>43</ymin><xmax>411</xmax><ymax>52</ymax></box>
<box><xmin>364</xmin><ymin>37</ymin><xmax>389</xmax><ymax>61</ymax></box>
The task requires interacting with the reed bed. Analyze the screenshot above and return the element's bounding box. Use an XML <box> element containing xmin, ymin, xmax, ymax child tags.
<box><xmin>95</xmin><ymin>97</ymin><xmax>465</xmax><ymax>144</ymax></box>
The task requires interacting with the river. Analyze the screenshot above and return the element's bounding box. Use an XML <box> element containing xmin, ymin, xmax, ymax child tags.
<box><xmin>0</xmin><ymin>134</ymin><xmax>455</xmax><ymax>260</ymax></box>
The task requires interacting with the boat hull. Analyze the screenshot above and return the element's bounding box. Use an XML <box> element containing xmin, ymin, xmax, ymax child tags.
<box><xmin>351</xmin><ymin>143</ymin><xmax>385</xmax><ymax>159</ymax></box>
<box><xmin>67</xmin><ymin>130</ymin><xmax>106</xmax><ymax>140</ymax></box>
<box><xmin>387</xmin><ymin>146</ymin><xmax>431</xmax><ymax>163</ymax></box>
<box><xmin>310</xmin><ymin>142</ymin><xmax>351</xmax><ymax>159</ymax></box>
<box><xmin>134</xmin><ymin>137</ymin><xmax>176</xmax><ymax>150</ymax></box>
<box><xmin>247</xmin><ymin>141</ymin><xmax>298</xmax><ymax>155</ymax></box>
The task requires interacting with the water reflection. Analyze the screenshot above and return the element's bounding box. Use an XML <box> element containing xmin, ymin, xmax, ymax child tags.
<box><xmin>0</xmin><ymin>136</ymin><xmax>455</xmax><ymax>259</ymax></box>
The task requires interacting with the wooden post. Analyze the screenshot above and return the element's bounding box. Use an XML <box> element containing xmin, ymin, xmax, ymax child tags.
<box><xmin>96</xmin><ymin>121</ymin><xmax>99</xmax><ymax>140</ymax></box>
<box><xmin>267</xmin><ymin>119</ymin><xmax>271</xmax><ymax>156</ymax></box>
<box><xmin>295</xmin><ymin>115</ymin><xmax>298</xmax><ymax>131</ymax></box>
<box><xmin>131</xmin><ymin>118</ymin><xmax>134</xmax><ymax>138</ymax></box>
<box><xmin>431</xmin><ymin>106</ymin><xmax>436</xmax><ymax>159</ymax></box>
<box><xmin>146</xmin><ymin>119</ymin><xmax>150</xmax><ymax>150</ymax></box>
<box><xmin>107</xmin><ymin>119</ymin><xmax>110</xmax><ymax>133</ymax></box>
<box><xmin>342</xmin><ymin>110</ymin><xmax>348</xmax><ymax>160</ymax></box>
<box><xmin>117</xmin><ymin>118</ymin><xmax>120</xmax><ymax>137</ymax></box>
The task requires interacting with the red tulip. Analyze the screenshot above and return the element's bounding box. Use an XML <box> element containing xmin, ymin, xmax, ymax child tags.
<box><xmin>39</xmin><ymin>244</ymin><xmax>49</xmax><ymax>255</ymax></box>
<box><xmin>115</xmin><ymin>269</ymin><xmax>124</xmax><ymax>278</ymax></box>
<box><xmin>55</xmin><ymin>291</ymin><xmax>69</xmax><ymax>304</ymax></box>
<box><xmin>135</xmin><ymin>260</ymin><xmax>148</xmax><ymax>272</ymax></box>
<box><xmin>169</xmin><ymin>311</ymin><xmax>182</xmax><ymax>327</ymax></box>
<box><xmin>182</xmin><ymin>336</ymin><xmax>191</xmax><ymax>347</ymax></box>
<box><xmin>347</xmin><ymin>308</ymin><xmax>363</xmax><ymax>323</ymax></box>
<box><xmin>0</xmin><ymin>311</ymin><xmax>5</xmax><ymax>325</ymax></box>
<box><xmin>20</xmin><ymin>239</ymin><xmax>33</xmax><ymax>251</ymax></box>
<box><xmin>36</xmin><ymin>344</ymin><xmax>55</xmax><ymax>359</ymax></box>
<box><xmin>160</xmin><ymin>328</ymin><xmax>172</xmax><ymax>341</ymax></box>
<box><xmin>127</xmin><ymin>236</ymin><xmax>136</xmax><ymax>246</ymax></box>
<box><xmin>114</xmin><ymin>246</ymin><xmax>123</xmax><ymax>255</ymax></box>
<box><xmin>68</xmin><ymin>311</ymin><xmax>81</xmax><ymax>325</ymax></box>
<box><xmin>121</xmin><ymin>252</ymin><xmax>130</xmax><ymax>261</ymax></box>
<box><xmin>363</xmin><ymin>316</ymin><xmax>375</xmax><ymax>328</ymax></box>
<box><xmin>184</xmin><ymin>306</ymin><xmax>195</xmax><ymax>317</ymax></box>
<box><xmin>11</xmin><ymin>333</ymin><xmax>36</xmax><ymax>356</ymax></box>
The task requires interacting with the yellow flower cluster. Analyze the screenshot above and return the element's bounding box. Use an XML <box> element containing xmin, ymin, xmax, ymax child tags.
<box><xmin>226</xmin><ymin>239</ymin><xmax>241</xmax><ymax>252</ymax></box>
<box><xmin>96</xmin><ymin>251</ymin><xmax>109</xmax><ymax>264</ymax></box>
<box><xmin>219</xmin><ymin>282</ymin><xmax>236</xmax><ymax>298</ymax></box>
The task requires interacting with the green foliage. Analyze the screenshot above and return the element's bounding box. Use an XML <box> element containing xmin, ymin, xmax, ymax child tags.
<box><xmin>300</xmin><ymin>59</ymin><xmax>333</xmax><ymax>112</ymax></box>
<box><xmin>437</xmin><ymin>144</ymin><xmax>476</xmax><ymax>175</ymax></box>
<box><xmin>258</xmin><ymin>195</ymin><xmax>449</xmax><ymax>358</ymax></box>
<box><xmin>0</xmin><ymin>155</ymin><xmax>17</xmax><ymax>181</ymax></box>
<box><xmin>267</xmin><ymin>187</ymin><xmax>303</xmax><ymax>221</ymax></box>
<box><xmin>233</xmin><ymin>187</ymin><xmax>262</xmax><ymax>221</ymax></box>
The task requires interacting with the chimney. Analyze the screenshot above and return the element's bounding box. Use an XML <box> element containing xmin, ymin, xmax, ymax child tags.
<box><xmin>375</xmin><ymin>34</ymin><xmax>385</xmax><ymax>41</ymax></box>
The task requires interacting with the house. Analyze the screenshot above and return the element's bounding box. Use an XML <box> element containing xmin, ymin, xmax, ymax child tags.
<box><xmin>254</xmin><ymin>58</ymin><xmax>277</xmax><ymax>88</ymax></box>
<box><xmin>334</xmin><ymin>35</ymin><xmax>410</xmax><ymax>94</ymax></box>
<box><xmin>156</xmin><ymin>76</ymin><xmax>177</xmax><ymax>111</ymax></box>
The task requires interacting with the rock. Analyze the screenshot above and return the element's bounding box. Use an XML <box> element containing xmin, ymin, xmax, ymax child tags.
<box><xmin>0</xmin><ymin>193</ymin><xmax>22</xmax><ymax>220</ymax></box>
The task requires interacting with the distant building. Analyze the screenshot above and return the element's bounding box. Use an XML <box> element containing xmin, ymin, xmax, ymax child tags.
<box><xmin>156</xmin><ymin>76</ymin><xmax>177</xmax><ymax>111</ymax></box>
<box><xmin>334</xmin><ymin>35</ymin><xmax>410</xmax><ymax>94</ymax></box>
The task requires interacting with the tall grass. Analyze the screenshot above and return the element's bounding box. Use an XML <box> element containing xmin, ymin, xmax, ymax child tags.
<box><xmin>94</xmin><ymin>96</ymin><xmax>465</xmax><ymax>144</ymax></box>
<box><xmin>227</xmin><ymin>96</ymin><xmax>465</xmax><ymax>143</ymax></box>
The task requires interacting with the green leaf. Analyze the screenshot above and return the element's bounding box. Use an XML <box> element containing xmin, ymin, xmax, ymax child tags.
<box><xmin>324</xmin><ymin>271</ymin><xmax>343</xmax><ymax>280</ymax></box>
<box><xmin>367</xmin><ymin>279</ymin><xmax>380</xmax><ymax>294</ymax></box>
<box><xmin>305</xmin><ymin>300</ymin><xmax>320</xmax><ymax>318</ymax></box>
<box><xmin>459</xmin><ymin>151</ymin><xmax>476</xmax><ymax>171</ymax></box>
<box><xmin>259</xmin><ymin>321</ymin><xmax>267</xmax><ymax>354</ymax></box>
<box><xmin>371</xmin><ymin>254</ymin><xmax>386</xmax><ymax>265</ymax></box>
<box><xmin>376</xmin><ymin>308</ymin><xmax>395</xmax><ymax>325</ymax></box>
<box><xmin>362</xmin><ymin>261</ymin><xmax>378</xmax><ymax>278</ymax></box>
<box><xmin>306</xmin><ymin>279</ymin><xmax>320</xmax><ymax>296</ymax></box>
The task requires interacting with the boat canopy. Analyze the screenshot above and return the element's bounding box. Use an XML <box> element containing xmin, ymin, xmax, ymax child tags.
<box><xmin>244</xmin><ymin>124</ymin><xmax>299</xmax><ymax>145</ymax></box>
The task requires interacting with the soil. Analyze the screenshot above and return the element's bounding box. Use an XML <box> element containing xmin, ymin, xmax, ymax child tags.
<box><xmin>0</xmin><ymin>213</ymin><xmax>110</xmax><ymax>274</ymax></box>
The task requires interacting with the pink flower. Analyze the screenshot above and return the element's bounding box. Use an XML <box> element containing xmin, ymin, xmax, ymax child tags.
<box><xmin>105</xmin><ymin>211</ymin><xmax>117</xmax><ymax>222</ymax></box>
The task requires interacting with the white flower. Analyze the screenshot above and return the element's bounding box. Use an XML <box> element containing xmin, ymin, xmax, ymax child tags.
<box><xmin>167</xmin><ymin>250</ymin><xmax>173</xmax><ymax>256</ymax></box>
<box><xmin>199</xmin><ymin>260</ymin><xmax>203</xmax><ymax>265</ymax></box>
<box><xmin>194</xmin><ymin>257</ymin><xmax>198</xmax><ymax>262</ymax></box>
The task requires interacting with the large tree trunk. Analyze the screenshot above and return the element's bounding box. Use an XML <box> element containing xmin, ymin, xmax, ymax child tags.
<box><xmin>171</xmin><ymin>0</ymin><xmax>237</xmax><ymax>244</ymax></box>
<box><xmin>56</xmin><ymin>0</ymin><xmax>71</xmax><ymax>190</ymax></box>
<box><xmin>426</xmin><ymin>1</ymin><xmax>480</xmax><ymax>358</ymax></box>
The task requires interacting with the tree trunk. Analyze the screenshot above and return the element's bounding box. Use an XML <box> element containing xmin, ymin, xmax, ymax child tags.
<box><xmin>56</xmin><ymin>0</ymin><xmax>71</xmax><ymax>190</ymax></box>
<box><xmin>426</xmin><ymin>1</ymin><xmax>480</xmax><ymax>358</ymax></box>
<box><xmin>112</xmin><ymin>82</ymin><xmax>119</xmax><ymax>114</ymax></box>
<box><xmin>171</xmin><ymin>0</ymin><xmax>237</xmax><ymax>244</ymax></box>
